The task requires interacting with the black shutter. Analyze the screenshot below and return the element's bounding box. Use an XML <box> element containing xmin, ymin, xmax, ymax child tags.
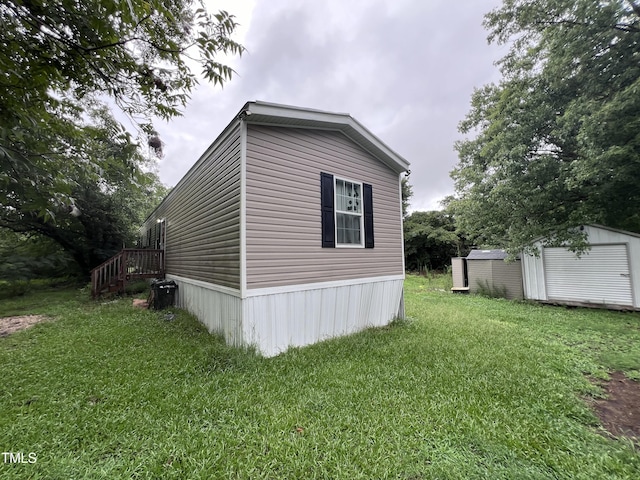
<box><xmin>363</xmin><ymin>183</ymin><xmax>374</xmax><ymax>248</ymax></box>
<box><xmin>321</xmin><ymin>172</ymin><xmax>335</xmax><ymax>248</ymax></box>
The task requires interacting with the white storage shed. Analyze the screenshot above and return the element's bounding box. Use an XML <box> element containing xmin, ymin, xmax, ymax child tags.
<box><xmin>521</xmin><ymin>225</ymin><xmax>640</xmax><ymax>309</ymax></box>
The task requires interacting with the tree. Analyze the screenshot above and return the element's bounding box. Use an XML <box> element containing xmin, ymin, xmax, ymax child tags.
<box><xmin>0</xmin><ymin>1</ymin><xmax>243</xmax><ymax>272</ymax></box>
<box><xmin>450</xmin><ymin>0</ymin><xmax>640</xmax><ymax>254</ymax></box>
<box><xmin>403</xmin><ymin>211</ymin><xmax>470</xmax><ymax>272</ymax></box>
<box><xmin>0</xmin><ymin>228</ymin><xmax>81</xmax><ymax>281</ymax></box>
<box><xmin>1</xmin><ymin>0</ymin><xmax>243</xmax><ymax>219</ymax></box>
<box><xmin>401</xmin><ymin>174</ymin><xmax>413</xmax><ymax>218</ymax></box>
<box><xmin>1</xmin><ymin>105</ymin><xmax>170</xmax><ymax>274</ymax></box>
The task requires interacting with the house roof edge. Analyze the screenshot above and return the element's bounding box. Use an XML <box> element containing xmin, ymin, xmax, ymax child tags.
<box><xmin>241</xmin><ymin>101</ymin><xmax>410</xmax><ymax>174</ymax></box>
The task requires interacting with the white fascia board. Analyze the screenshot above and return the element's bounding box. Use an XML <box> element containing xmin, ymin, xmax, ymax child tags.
<box><xmin>344</xmin><ymin>115</ymin><xmax>411</xmax><ymax>172</ymax></box>
<box><xmin>248</xmin><ymin>100</ymin><xmax>351</xmax><ymax>121</ymax></box>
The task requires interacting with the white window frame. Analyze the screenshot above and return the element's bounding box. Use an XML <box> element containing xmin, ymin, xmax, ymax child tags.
<box><xmin>334</xmin><ymin>176</ymin><xmax>364</xmax><ymax>248</ymax></box>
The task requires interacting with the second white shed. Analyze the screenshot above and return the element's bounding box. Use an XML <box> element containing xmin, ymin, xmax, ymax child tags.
<box><xmin>522</xmin><ymin>225</ymin><xmax>640</xmax><ymax>309</ymax></box>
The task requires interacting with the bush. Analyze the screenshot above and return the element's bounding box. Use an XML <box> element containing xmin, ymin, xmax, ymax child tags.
<box><xmin>0</xmin><ymin>277</ymin><xmax>85</xmax><ymax>300</ymax></box>
<box><xmin>475</xmin><ymin>279</ymin><xmax>508</xmax><ymax>299</ymax></box>
<box><xmin>0</xmin><ymin>280</ymin><xmax>32</xmax><ymax>299</ymax></box>
<box><xmin>443</xmin><ymin>272</ymin><xmax>453</xmax><ymax>292</ymax></box>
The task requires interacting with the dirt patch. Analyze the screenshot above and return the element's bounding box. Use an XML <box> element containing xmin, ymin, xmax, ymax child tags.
<box><xmin>592</xmin><ymin>372</ymin><xmax>640</xmax><ymax>442</ymax></box>
<box><xmin>0</xmin><ymin>315</ymin><xmax>50</xmax><ymax>337</ymax></box>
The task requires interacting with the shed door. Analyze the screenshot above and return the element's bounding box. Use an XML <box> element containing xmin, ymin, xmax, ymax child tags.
<box><xmin>543</xmin><ymin>244</ymin><xmax>633</xmax><ymax>306</ymax></box>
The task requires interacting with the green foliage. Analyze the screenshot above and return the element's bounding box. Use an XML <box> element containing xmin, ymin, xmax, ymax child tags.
<box><xmin>404</xmin><ymin>210</ymin><xmax>470</xmax><ymax>271</ymax></box>
<box><xmin>1</xmin><ymin>107</ymin><xmax>170</xmax><ymax>274</ymax></box>
<box><xmin>0</xmin><ymin>0</ymin><xmax>243</xmax><ymax>271</ymax></box>
<box><xmin>443</xmin><ymin>267</ymin><xmax>453</xmax><ymax>291</ymax></box>
<box><xmin>0</xmin><ymin>0</ymin><xmax>243</xmax><ymax>127</ymax></box>
<box><xmin>408</xmin><ymin>271</ymin><xmax>452</xmax><ymax>291</ymax></box>
<box><xmin>401</xmin><ymin>174</ymin><xmax>413</xmax><ymax>218</ymax></box>
<box><xmin>3</xmin><ymin>280</ymin><xmax>31</xmax><ymax>298</ymax></box>
<box><xmin>0</xmin><ymin>285</ymin><xmax>86</xmax><ymax>316</ymax></box>
<box><xmin>0</xmin><ymin>278</ymin><xmax>81</xmax><ymax>301</ymax></box>
<box><xmin>0</xmin><ymin>229</ymin><xmax>80</xmax><ymax>281</ymax></box>
<box><xmin>475</xmin><ymin>279</ymin><xmax>509</xmax><ymax>299</ymax></box>
<box><xmin>1</xmin><ymin>282</ymin><xmax>639</xmax><ymax>477</ymax></box>
<box><xmin>450</xmin><ymin>0</ymin><xmax>640</xmax><ymax>254</ymax></box>
<box><xmin>423</xmin><ymin>270</ymin><xmax>454</xmax><ymax>291</ymax></box>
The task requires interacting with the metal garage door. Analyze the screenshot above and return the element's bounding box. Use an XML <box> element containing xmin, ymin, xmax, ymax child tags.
<box><xmin>543</xmin><ymin>244</ymin><xmax>633</xmax><ymax>306</ymax></box>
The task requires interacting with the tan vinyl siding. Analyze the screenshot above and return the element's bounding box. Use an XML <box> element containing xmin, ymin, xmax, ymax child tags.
<box><xmin>491</xmin><ymin>260</ymin><xmax>524</xmax><ymax>300</ymax></box>
<box><xmin>468</xmin><ymin>259</ymin><xmax>523</xmax><ymax>299</ymax></box>
<box><xmin>143</xmin><ymin>123</ymin><xmax>242</xmax><ymax>289</ymax></box>
<box><xmin>245</xmin><ymin>125</ymin><xmax>403</xmax><ymax>289</ymax></box>
<box><xmin>468</xmin><ymin>261</ymin><xmax>492</xmax><ymax>294</ymax></box>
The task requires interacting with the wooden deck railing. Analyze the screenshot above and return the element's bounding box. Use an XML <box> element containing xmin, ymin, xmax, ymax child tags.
<box><xmin>90</xmin><ymin>249</ymin><xmax>164</xmax><ymax>297</ymax></box>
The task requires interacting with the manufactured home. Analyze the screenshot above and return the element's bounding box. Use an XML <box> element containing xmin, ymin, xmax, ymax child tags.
<box><xmin>522</xmin><ymin>225</ymin><xmax>640</xmax><ymax>309</ymax></box>
<box><xmin>140</xmin><ymin>101</ymin><xmax>410</xmax><ymax>356</ymax></box>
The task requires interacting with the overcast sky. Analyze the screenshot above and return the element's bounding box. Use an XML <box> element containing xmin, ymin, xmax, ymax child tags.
<box><xmin>152</xmin><ymin>0</ymin><xmax>507</xmax><ymax>212</ymax></box>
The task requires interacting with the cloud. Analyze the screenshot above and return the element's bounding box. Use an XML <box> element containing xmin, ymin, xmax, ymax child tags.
<box><xmin>154</xmin><ymin>0</ymin><xmax>506</xmax><ymax>212</ymax></box>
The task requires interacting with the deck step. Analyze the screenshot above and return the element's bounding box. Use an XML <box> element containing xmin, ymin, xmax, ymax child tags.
<box><xmin>90</xmin><ymin>249</ymin><xmax>165</xmax><ymax>298</ymax></box>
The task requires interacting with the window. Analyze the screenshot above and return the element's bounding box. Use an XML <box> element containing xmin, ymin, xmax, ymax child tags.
<box><xmin>321</xmin><ymin>172</ymin><xmax>374</xmax><ymax>249</ymax></box>
<box><xmin>335</xmin><ymin>178</ymin><xmax>363</xmax><ymax>246</ymax></box>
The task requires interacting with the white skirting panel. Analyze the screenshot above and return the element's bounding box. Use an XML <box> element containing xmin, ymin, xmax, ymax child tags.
<box><xmin>166</xmin><ymin>275</ymin><xmax>244</xmax><ymax>348</ymax></box>
<box><xmin>242</xmin><ymin>278</ymin><xmax>405</xmax><ymax>357</ymax></box>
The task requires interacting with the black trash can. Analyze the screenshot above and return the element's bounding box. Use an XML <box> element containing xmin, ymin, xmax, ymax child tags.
<box><xmin>150</xmin><ymin>280</ymin><xmax>178</xmax><ymax>310</ymax></box>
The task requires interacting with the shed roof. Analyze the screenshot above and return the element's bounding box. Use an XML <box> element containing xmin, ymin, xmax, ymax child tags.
<box><xmin>588</xmin><ymin>224</ymin><xmax>640</xmax><ymax>239</ymax></box>
<box><xmin>240</xmin><ymin>101</ymin><xmax>410</xmax><ymax>174</ymax></box>
<box><xmin>526</xmin><ymin>224</ymin><xmax>640</xmax><ymax>246</ymax></box>
<box><xmin>466</xmin><ymin>249</ymin><xmax>508</xmax><ymax>260</ymax></box>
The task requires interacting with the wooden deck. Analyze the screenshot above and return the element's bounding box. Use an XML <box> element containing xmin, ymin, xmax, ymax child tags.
<box><xmin>90</xmin><ymin>249</ymin><xmax>164</xmax><ymax>298</ymax></box>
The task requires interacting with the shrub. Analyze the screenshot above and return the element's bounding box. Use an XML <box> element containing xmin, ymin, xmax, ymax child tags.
<box><xmin>476</xmin><ymin>279</ymin><xmax>508</xmax><ymax>299</ymax></box>
<box><xmin>0</xmin><ymin>280</ymin><xmax>32</xmax><ymax>299</ymax></box>
<box><xmin>442</xmin><ymin>270</ymin><xmax>453</xmax><ymax>291</ymax></box>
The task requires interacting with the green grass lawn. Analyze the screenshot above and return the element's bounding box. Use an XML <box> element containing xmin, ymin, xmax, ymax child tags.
<box><xmin>1</xmin><ymin>275</ymin><xmax>639</xmax><ymax>479</ymax></box>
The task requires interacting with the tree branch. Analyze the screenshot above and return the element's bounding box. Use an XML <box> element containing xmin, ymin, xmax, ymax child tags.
<box><xmin>534</xmin><ymin>18</ymin><xmax>640</xmax><ymax>33</ymax></box>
